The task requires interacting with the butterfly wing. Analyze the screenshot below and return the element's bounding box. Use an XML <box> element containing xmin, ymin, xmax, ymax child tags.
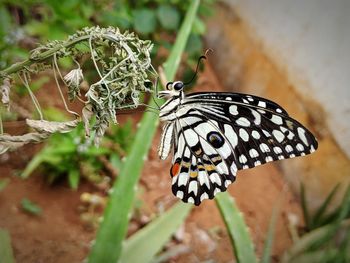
<box><xmin>185</xmin><ymin>92</ymin><xmax>318</xmax><ymax>168</ymax></box>
<box><xmin>170</xmin><ymin>113</ymin><xmax>236</xmax><ymax>205</ymax></box>
<box><xmin>168</xmin><ymin>92</ymin><xmax>317</xmax><ymax>205</ymax></box>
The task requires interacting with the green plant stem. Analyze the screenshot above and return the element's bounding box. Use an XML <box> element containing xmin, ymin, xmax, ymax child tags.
<box><xmin>0</xmin><ymin>36</ymin><xmax>84</xmax><ymax>77</ymax></box>
<box><xmin>0</xmin><ymin>33</ymin><xmax>136</xmax><ymax>78</ymax></box>
<box><xmin>87</xmin><ymin>1</ymin><xmax>200</xmax><ymax>262</ymax></box>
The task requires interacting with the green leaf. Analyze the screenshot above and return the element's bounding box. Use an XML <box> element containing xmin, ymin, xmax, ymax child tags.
<box><xmin>21</xmin><ymin>198</ymin><xmax>42</xmax><ymax>216</ymax></box>
<box><xmin>287</xmin><ymin>248</ymin><xmax>339</xmax><ymax>263</ymax></box>
<box><xmin>282</xmin><ymin>219</ymin><xmax>350</xmax><ymax>262</ymax></box>
<box><xmin>133</xmin><ymin>9</ymin><xmax>157</xmax><ymax>35</ymax></box>
<box><xmin>157</xmin><ymin>5</ymin><xmax>180</xmax><ymax>30</ymax></box>
<box><xmin>120</xmin><ymin>202</ymin><xmax>191</xmax><ymax>263</ymax></box>
<box><xmin>312</xmin><ymin>183</ymin><xmax>340</xmax><ymax>229</ymax></box>
<box><xmin>0</xmin><ymin>229</ymin><xmax>15</xmax><ymax>263</ymax></box>
<box><xmin>216</xmin><ymin>192</ymin><xmax>257</xmax><ymax>263</ymax></box>
<box><xmin>88</xmin><ymin>1</ymin><xmax>200</xmax><ymax>262</ymax></box>
<box><xmin>261</xmin><ymin>197</ymin><xmax>282</xmax><ymax>263</ymax></box>
<box><xmin>21</xmin><ymin>153</ymin><xmax>46</xmax><ymax>179</ymax></box>
<box><xmin>68</xmin><ymin>169</ymin><xmax>80</xmax><ymax>190</ymax></box>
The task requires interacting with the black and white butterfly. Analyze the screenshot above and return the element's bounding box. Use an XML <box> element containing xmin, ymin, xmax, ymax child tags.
<box><xmin>157</xmin><ymin>78</ymin><xmax>318</xmax><ymax>206</ymax></box>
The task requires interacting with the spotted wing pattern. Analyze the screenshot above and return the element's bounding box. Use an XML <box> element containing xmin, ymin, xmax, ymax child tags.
<box><xmin>169</xmin><ymin>114</ymin><xmax>236</xmax><ymax>205</ymax></box>
<box><xmin>168</xmin><ymin>92</ymin><xmax>318</xmax><ymax>205</ymax></box>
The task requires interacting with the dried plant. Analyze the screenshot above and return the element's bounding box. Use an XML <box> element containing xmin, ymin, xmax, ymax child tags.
<box><xmin>0</xmin><ymin>26</ymin><xmax>156</xmax><ymax>152</ymax></box>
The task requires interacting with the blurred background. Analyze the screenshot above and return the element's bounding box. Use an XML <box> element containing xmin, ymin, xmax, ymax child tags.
<box><xmin>0</xmin><ymin>0</ymin><xmax>349</xmax><ymax>262</ymax></box>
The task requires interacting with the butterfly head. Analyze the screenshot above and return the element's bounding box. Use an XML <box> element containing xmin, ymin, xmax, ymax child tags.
<box><xmin>159</xmin><ymin>81</ymin><xmax>184</xmax><ymax>99</ymax></box>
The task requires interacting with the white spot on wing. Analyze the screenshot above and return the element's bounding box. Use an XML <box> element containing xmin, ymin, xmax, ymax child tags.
<box><xmin>200</xmin><ymin>192</ymin><xmax>209</xmax><ymax>201</ymax></box>
<box><xmin>285</xmin><ymin>145</ymin><xmax>293</xmax><ymax>153</ymax></box>
<box><xmin>230</xmin><ymin>163</ymin><xmax>237</xmax><ymax>174</ymax></box>
<box><xmin>273</xmin><ymin>147</ymin><xmax>282</xmax><ymax>154</ymax></box>
<box><xmin>229</xmin><ymin>105</ymin><xmax>238</xmax><ymax>115</ymax></box>
<box><xmin>189</xmin><ymin>181</ymin><xmax>198</xmax><ymax>195</ymax></box>
<box><xmin>251</xmin><ymin>110</ymin><xmax>261</xmax><ymax>125</ymax></box>
<box><xmin>271</xmin><ymin>115</ymin><xmax>283</xmax><ymax>125</ymax></box>
<box><xmin>224</xmin><ymin>124</ymin><xmax>238</xmax><ymax>148</ymax></box>
<box><xmin>296</xmin><ymin>143</ymin><xmax>304</xmax><ymax>152</ymax></box>
<box><xmin>198</xmin><ymin>171</ymin><xmax>210</xmax><ymax>188</ymax></box>
<box><xmin>297</xmin><ymin>127</ymin><xmax>309</xmax><ymax>146</ymax></box>
<box><xmin>239</xmin><ymin>128</ymin><xmax>249</xmax><ymax>142</ymax></box>
<box><xmin>239</xmin><ymin>154</ymin><xmax>247</xmax><ymax>164</ymax></box>
<box><xmin>210</xmin><ymin>173</ymin><xmax>221</xmax><ymax>186</ymax></box>
<box><xmin>236</xmin><ymin>117</ymin><xmax>250</xmax><ymax>127</ymax></box>
<box><xmin>260</xmin><ymin>143</ymin><xmax>270</xmax><ymax>153</ymax></box>
<box><xmin>258</xmin><ymin>101</ymin><xmax>266</xmax><ymax>107</ymax></box>
<box><xmin>249</xmin><ymin>149</ymin><xmax>259</xmax><ymax>158</ymax></box>
<box><xmin>272</xmin><ymin>130</ymin><xmax>285</xmax><ymax>143</ymax></box>
<box><xmin>176</xmin><ymin>191</ymin><xmax>184</xmax><ymax>199</ymax></box>
<box><xmin>265</xmin><ymin>156</ymin><xmax>273</xmax><ymax>162</ymax></box>
<box><xmin>252</xmin><ymin>130</ymin><xmax>261</xmax><ymax>139</ymax></box>
<box><xmin>178</xmin><ymin>173</ymin><xmax>189</xmax><ymax>186</ymax></box>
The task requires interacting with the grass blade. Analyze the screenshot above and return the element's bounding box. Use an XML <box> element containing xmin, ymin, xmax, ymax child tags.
<box><xmin>216</xmin><ymin>191</ymin><xmax>257</xmax><ymax>263</ymax></box>
<box><xmin>88</xmin><ymin>1</ymin><xmax>200</xmax><ymax>262</ymax></box>
<box><xmin>0</xmin><ymin>229</ymin><xmax>15</xmax><ymax>263</ymax></box>
<box><xmin>119</xmin><ymin>202</ymin><xmax>192</xmax><ymax>263</ymax></box>
<box><xmin>260</xmin><ymin>196</ymin><xmax>283</xmax><ymax>263</ymax></box>
<box><xmin>312</xmin><ymin>183</ymin><xmax>340</xmax><ymax>229</ymax></box>
<box><xmin>300</xmin><ymin>183</ymin><xmax>311</xmax><ymax>230</ymax></box>
<box><xmin>282</xmin><ymin>218</ymin><xmax>350</xmax><ymax>262</ymax></box>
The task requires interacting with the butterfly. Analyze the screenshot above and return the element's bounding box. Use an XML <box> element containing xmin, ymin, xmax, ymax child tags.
<box><xmin>157</xmin><ymin>68</ymin><xmax>318</xmax><ymax>206</ymax></box>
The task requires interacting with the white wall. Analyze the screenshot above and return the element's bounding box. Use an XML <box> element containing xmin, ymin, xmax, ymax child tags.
<box><xmin>225</xmin><ymin>0</ymin><xmax>350</xmax><ymax>157</ymax></box>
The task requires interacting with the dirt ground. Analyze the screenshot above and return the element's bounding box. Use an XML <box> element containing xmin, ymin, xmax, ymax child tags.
<box><xmin>0</xmin><ymin>64</ymin><xmax>303</xmax><ymax>262</ymax></box>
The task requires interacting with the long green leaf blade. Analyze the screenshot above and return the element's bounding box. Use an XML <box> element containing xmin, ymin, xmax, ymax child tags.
<box><xmin>312</xmin><ymin>183</ymin><xmax>340</xmax><ymax>229</ymax></box>
<box><xmin>119</xmin><ymin>202</ymin><xmax>191</xmax><ymax>263</ymax></box>
<box><xmin>216</xmin><ymin>192</ymin><xmax>257</xmax><ymax>263</ymax></box>
<box><xmin>0</xmin><ymin>229</ymin><xmax>15</xmax><ymax>263</ymax></box>
<box><xmin>88</xmin><ymin>1</ymin><xmax>200</xmax><ymax>262</ymax></box>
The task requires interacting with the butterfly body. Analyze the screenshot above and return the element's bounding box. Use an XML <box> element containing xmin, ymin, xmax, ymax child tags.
<box><xmin>158</xmin><ymin>81</ymin><xmax>318</xmax><ymax>205</ymax></box>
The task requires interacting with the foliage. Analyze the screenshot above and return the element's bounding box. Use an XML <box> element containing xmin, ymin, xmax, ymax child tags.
<box><xmin>0</xmin><ymin>228</ymin><xmax>15</xmax><ymax>263</ymax></box>
<box><xmin>120</xmin><ymin>202</ymin><xmax>192</xmax><ymax>263</ymax></box>
<box><xmin>88</xmin><ymin>1</ymin><xmax>200</xmax><ymax>262</ymax></box>
<box><xmin>216</xmin><ymin>192</ymin><xmax>257</xmax><ymax>263</ymax></box>
<box><xmin>20</xmin><ymin>121</ymin><xmax>134</xmax><ymax>189</ymax></box>
<box><xmin>285</xmin><ymin>184</ymin><xmax>350</xmax><ymax>262</ymax></box>
<box><xmin>0</xmin><ymin>0</ymin><xmax>214</xmax><ymax>70</ymax></box>
<box><xmin>20</xmin><ymin>198</ymin><xmax>42</xmax><ymax>215</ymax></box>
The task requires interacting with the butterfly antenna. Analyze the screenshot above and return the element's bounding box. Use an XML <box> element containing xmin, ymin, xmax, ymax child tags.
<box><xmin>183</xmin><ymin>49</ymin><xmax>212</xmax><ymax>86</ymax></box>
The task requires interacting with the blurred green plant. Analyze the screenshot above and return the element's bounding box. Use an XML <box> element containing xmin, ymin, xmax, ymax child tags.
<box><xmin>20</xmin><ymin>121</ymin><xmax>135</xmax><ymax>189</ymax></box>
<box><xmin>284</xmin><ymin>183</ymin><xmax>350</xmax><ymax>263</ymax></box>
<box><xmin>0</xmin><ymin>228</ymin><xmax>15</xmax><ymax>263</ymax></box>
<box><xmin>21</xmin><ymin>197</ymin><xmax>42</xmax><ymax>215</ymax></box>
<box><xmin>0</xmin><ymin>178</ymin><xmax>10</xmax><ymax>192</ymax></box>
<box><xmin>0</xmin><ymin>0</ymin><xmax>214</xmax><ymax>67</ymax></box>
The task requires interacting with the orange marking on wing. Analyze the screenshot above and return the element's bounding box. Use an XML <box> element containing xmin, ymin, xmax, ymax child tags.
<box><xmin>190</xmin><ymin>171</ymin><xmax>198</xmax><ymax>178</ymax></box>
<box><xmin>171</xmin><ymin>163</ymin><xmax>180</xmax><ymax>177</ymax></box>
